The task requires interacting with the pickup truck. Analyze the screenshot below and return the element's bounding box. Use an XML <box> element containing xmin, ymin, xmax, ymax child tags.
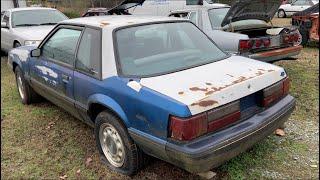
<box><xmin>8</xmin><ymin>15</ymin><xmax>296</xmax><ymax>175</ymax></box>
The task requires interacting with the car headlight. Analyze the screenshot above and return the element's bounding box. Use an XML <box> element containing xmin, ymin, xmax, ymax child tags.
<box><xmin>24</xmin><ymin>40</ymin><xmax>41</xmax><ymax>46</ymax></box>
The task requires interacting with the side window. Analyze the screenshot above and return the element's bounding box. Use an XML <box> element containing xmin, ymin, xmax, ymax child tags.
<box><xmin>293</xmin><ymin>0</ymin><xmax>308</xmax><ymax>5</ymax></box>
<box><xmin>2</xmin><ymin>11</ymin><xmax>10</xmax><ymax>26</ymax></box>
<box><xmin>76</xmin><ymin>28</ymin><xmax>101</xmax><ymax>78</ymax></box>
<box><xmin>42</xmin><ymin>28</ymin><xmax>81</xmax><ymax>66</ymax></box>
<box><xmin>189</xmin><ymin>12</ymin><xmax>197</xmax><ymax>25</ymax></box>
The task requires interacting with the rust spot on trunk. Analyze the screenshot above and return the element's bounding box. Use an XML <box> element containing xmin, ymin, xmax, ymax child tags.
<box><xmin>232</xmin><ymin>76</ymin><xmax>247</xmax><ymax>84</ymax></box>
<box><xmin>268</xmin><ymin>69</ymin><xmax>275</xmax><ymax>72</ymax></box>
<box><xmin>258</xmin><ymin>68</ymin><xmax>266</xmax><ymax>71</ymax></box>
<box><xmin>205</xmin><ymin>82</ymin><xmax>212</xmax><ymax>86</ymax></box>
<box><xmin>255</xmin><ymin>71</ymin><xmax>264</xmax><ymax>76</ymax></box>
<box><xmin>178</xmin><ymin>91</ymin><xmax>184</xmax><ymax>95</ymax></box>
<box><xmin>192</xmin><ymin>100</ymin><xmax>218</xmax><ymax>107</ymax></box>
<box><xmin>189</xmin><ymin>87</ymin><xmax>208</xmax><ymax>92</ymax></box>
<box><xmin>226</xmin><ymin>74</ymin><xmax>234</xmax><ymax>77</ymax></box>
<box><xmin>205</xmin><ymin>90</ymin><xmax>214</xmax><ymax>96</ymax></box>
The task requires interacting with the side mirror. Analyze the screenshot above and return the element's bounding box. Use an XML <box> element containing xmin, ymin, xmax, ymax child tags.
<box><xmin>1</xmin><ymin>22</ymin><xmax>8</xmax><ymax>28</ymax></box>
<box><xmin>30</xmin><ymin>48</ymin><xmax>41</xmax><ymax>57</ymax></box>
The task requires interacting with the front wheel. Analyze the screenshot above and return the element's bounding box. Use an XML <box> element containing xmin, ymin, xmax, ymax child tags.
<box><xmin>15</xmin><ymin>66</ymin><xmax>40</xmax><ymax>104</ymax></box>
<box><xmin>277</xmin><ymin>9</ymin><xmax>286</xmax><ymax>18</ymax></box>
<box><xmin>95</xmin><ymin>111</ymin><xmax>148</xmax><ymax>175</ymax></box>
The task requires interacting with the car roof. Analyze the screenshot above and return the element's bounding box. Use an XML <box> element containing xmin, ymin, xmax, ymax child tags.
<box><xmin>8</xmin><ymin>7</ymin><xmax>57</xmax><ymax>12</ymax></box>
<box><xmin>170</xmin><ymin>3</ymin><xmax>230</xmax><ymax>13</ymax></box>
<box><xmin>60</xmin><ymin>15</ymin><xmax>186</xmax><ymax>29</ymax></box>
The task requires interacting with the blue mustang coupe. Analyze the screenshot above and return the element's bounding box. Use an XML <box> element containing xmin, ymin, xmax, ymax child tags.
<box><xmin>8</xmin><ymin>15</ymin><xmax>295</xmax><ymax>176</ymax></box>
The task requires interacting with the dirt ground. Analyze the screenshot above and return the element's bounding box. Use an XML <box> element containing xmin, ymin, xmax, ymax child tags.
<box><xmin>1</xmin><ymin>18</ymin><xmax>319</xmax><ymax>179</ymax></box>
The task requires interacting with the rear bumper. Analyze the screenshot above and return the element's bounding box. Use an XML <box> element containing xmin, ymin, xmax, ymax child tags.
<box><xmin>129</xmin><ymin>95</ymin><xmax>296</xmax><ymax>173</ymax></box>
<box><xmin>248</xmin><ymin>45</ymin><xmax>302</xmax><ymax>62</ymax></box>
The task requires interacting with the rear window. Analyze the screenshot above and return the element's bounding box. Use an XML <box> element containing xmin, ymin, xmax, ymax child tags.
<box><xmin>114</xmin><ymin>22</ymin><xmax>227</xmax><ymax>77</ymax></box>
<box><xmin>208</xmin><ymin>8</ymin><xmax>267</xmax><ymax>29</ymax></box>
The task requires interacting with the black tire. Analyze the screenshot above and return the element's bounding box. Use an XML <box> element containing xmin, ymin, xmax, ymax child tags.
<box><xmin>277</xmin><ymin>9</ymin><xmax>286</xmax><ymax>18</ymax></box>
<box><xmin>13</xmin><ymin>42</ymin><xmax>21</xmax><ymax>48</ymax></box>
<box><xmin>299</xmin><ymin>29</ymin><xmax>309</xmax><ymax>46</ymax></box>
<box><xmin>14</xmin><ymin>66</ymin><xmax>41</xmax><ymax>104</ymax></box>
<box><xmin>95</xmin><ymin>111</ymin><xmax>148</xmax><ymax>176</ymax></box>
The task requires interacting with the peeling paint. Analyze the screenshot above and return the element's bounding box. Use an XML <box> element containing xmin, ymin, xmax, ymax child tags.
<box><xmin>189</xmin><ymin>87</ymin><xmax>208</xmax><ymax>92</ymax></box>
<box><xmin>36</xmin><ymin>66</ymin><xmax>58</xmax><ymax>78</ymax></box>
<box><xmin>100</xmin><ymin>21</ymin><xmax>110</xmax><ymax>27</ymax></box>
<box><xmin>191</xmin><ymin>100</ymin><xmax>218</xmax><ymax>107</ymax></box>
<box><xmin>127</xmin><ymin>81</ymin><xmax>142</xmax><ymax>92</ymax></box>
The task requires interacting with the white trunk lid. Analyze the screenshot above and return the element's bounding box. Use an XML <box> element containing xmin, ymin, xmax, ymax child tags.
<box><xmin>140</xmin><ymin>56</ymin><xmax>286</xmax><ymax>115</ymax></box>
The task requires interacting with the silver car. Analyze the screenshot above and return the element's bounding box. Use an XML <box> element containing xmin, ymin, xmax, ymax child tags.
<box><xmin>1</xmin><ymin>7</ymin><xmax>68</xmax><ymax>52</ymax></box>
<box><xmin>168</xmin><ymin>0</ymin><xmax>303</xmax><ymax>63</ymax></box>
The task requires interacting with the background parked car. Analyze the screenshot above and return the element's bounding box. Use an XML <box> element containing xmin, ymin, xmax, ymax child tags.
<box><xmin>167</xmin><ymin>0</ymin><xmax>303</xmax><ymax>63</ymax></box>
<box><xmin>278</xmin><ymin>0</ymin><xmax>318</xmax><ymax>18</ymax></box>
<box><xmin>292</xmin><ymin>3</ymin><xmax>319</xmax><ymax>45</ymax></box>
<box><xmin>81</xmin><ymin>7</ymin><xmax>131</xmax><ymax>17</ymax></box>
<box><xmin>1</xmin><ymin>7</ymin><xmax>68</xmax><ymax>52</ymax></box>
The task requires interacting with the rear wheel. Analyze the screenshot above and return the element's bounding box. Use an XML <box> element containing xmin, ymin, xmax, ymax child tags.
<box><xmin>15</xmin><ymin>66</ymin><xmax>41</xmax><ymax>104</ymax></box>
<box><xmin>277</xmin><ymin>9</ymin><xmax>286</xmax><ymax>18</ymax></box>
<box><xmin>95</xmin><ymin>111</ymin><xmax>148</xmax><ymax>175</ymax></box>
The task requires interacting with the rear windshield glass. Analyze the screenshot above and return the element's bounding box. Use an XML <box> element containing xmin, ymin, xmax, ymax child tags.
<box><xmin>114</xmin><ymin>22</ymin><xmax>227</xmax><ymax>77</ymax></box>
<box><xmin>12</xmin><ymin>9</ymin><xmax>67</xmax><ymax>27</ymax></box>
<box><xmin>208</xmin><ymin>8</ymin><xmax>267</xmax><ymax>29</ymax></box>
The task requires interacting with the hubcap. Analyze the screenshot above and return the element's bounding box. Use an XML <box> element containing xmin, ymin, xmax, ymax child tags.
<box><xmin>99</xmin><ymin>123</ymin><xmax>125</xmax><ymax>167</ymax></box>
<box><xmin>17</xmin><ymin>74</ymin><xmax>25</xmax><ymax>99</ymax></box>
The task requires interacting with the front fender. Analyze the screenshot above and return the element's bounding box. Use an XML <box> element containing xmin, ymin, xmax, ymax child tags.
<box><xmin>87</xmin><ymin>94</ymin><xmax>130</xmax><ymax>127</ymax></box>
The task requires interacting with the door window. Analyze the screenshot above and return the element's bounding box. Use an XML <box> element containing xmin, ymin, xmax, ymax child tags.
<box><xmin>76</xmin><ymin>28</ymin><xmax>101</xmax><ymax>78</ymax></box>
<box><xmin>42</xmin><ymin>28</ymin><xmax>82</xmax><ymax>66</ymax></box>
<box><xmin>2</xmin><ymin>11</ymin><xmax>10</xmax><ymax>27</ymax></box>
<box><xmin>293</xmin><ymin>0</ymin><xmax>310</xmax><ymax>5</ymax></box>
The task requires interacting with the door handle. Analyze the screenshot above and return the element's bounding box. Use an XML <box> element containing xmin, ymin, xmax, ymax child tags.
<box><xmin>61</xmin><ymin>74</ymin><xmax>70</xmax><ymax>83</ymax></box>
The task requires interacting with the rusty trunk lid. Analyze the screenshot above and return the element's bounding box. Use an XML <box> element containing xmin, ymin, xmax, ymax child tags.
<box><xmin>140</xmin><ymin>55</ymin><xmax>286</xmax><ymax>115</ymax></box>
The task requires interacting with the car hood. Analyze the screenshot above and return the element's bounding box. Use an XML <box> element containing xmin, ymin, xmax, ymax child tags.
<box><xmin>221</xmin><ymin>0</ymin><xmax>282</xmax><ymax>27</ymax></box>
<box><xmin>108</xmin><ymin>0</ymin><xmax>145</xmax><ymax>10</ymax></box>
<box><xmin>13</xmin><ymin>25</ymin><xmax>54</xmax><ymax>40</ymax></box>
<box><xmin>140</xmin><ymin>55</ymin><xmax>286</xmax><ymax>115</ymax></box>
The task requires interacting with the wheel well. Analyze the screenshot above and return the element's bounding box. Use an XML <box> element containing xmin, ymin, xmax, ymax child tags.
<box><xmin>88</xmin><ymin>103</ymin><xmax>123</xmax><ymax>124</ymax></box>
<box><xmin>13</xmin><ymin>40</ymin><xmax>21</xmax><ymax>47</ymax></box>
<box><xmin>12</xmin><ymin>62</ymin><xmax>18</xmax><ymax>72</ymax></box>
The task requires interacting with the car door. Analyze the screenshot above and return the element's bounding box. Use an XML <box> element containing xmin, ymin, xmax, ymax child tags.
<box><xmin>1</xmin><ymin>11</ymin><xmax>12</xmax><ymax>51</ymax></box>
<box><xmin>73</xmin><ymin>27</ymin><xmax>102</xmax><ymax>124</ymax></box>
<box><xmin>29</xmin><ymin>25</ymin><xmax>83</xmax><ymax>119</ymax></box>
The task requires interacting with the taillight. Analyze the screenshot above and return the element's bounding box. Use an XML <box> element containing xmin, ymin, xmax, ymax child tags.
<box><xmin>239</xmin><ymin>38</ymin><xmax>271</xmax><ymax>53</ymax></box>
<box><xmin>263</xmin><ymin>38</ymin><xmax>271</xmax><ymax>47</ymax></box>
<box><xmin>207</xmin><ymin>101</ymin><xmax>240</xmax><ymax>132</ymax></box>
<box><xmin>262</xmin><ymin>77</ymin><xmax>290</xmax><ymax>107</ymax></box>
<box><xmin>169</xmin><ymin>101</ymin><xmax>241</xmax><ymax>141</ymax></box>
<box><xmin>283</xmin><ymin>33</ymin><xmax>299</xmax><ymax>44</ymax></box>
<box><xmin>239</xmin><ymin>40</ymin><xmax>253</xmax><ymax>52</ymax></box>
<box><xmin>255</xmin><ymin>39</ymin><xmax>262</xmax><ymax>48</ymax></box>
<box><xmin>170</xmin><ymin>113</ymin><xmax>207</xmax><ymax>141</ymax></box>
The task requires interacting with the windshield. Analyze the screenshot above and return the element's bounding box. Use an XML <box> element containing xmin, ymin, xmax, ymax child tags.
<box><xmin>208</xmin><ymin>8</ymin><xmax>267</xmax><ymax>29</ymax></box>
<box><xmin>115</xmin><ymin>22</ymin><xmax>227</xmax><ymax>77</ymax></box>
<box><xmin>12</xmin><ymin>9</ymin><xmax>68</xmax><ymax>27</ymax></box>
